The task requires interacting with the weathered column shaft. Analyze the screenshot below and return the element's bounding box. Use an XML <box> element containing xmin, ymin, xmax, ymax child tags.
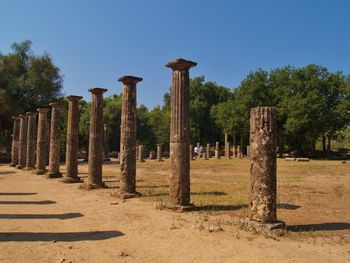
<box><xmin>136</xmin><ymin>145</ymin><xmax>139</xmax><ymax>161</ymax></box>
<box><xmin>215</xmin><ymin>141</ymin><xmax>220</xmax><ymax>159</ymax></box>
<box><xmin>119</xmin><ymin>76</ymin><xmax>142</xmax><ymax>196</ymax></box>
<box><xmin>138</xmin><ymin>145</ymin><xmax>144</xmax><ymax>162</ymax></box>
<box><xmin>25</xmin><ymin>112</ymin><xmax>37</xmax><ymax>169</ymax></box>
<box><xmin>103</xmin><ymin>124</ymin><xmax>110</xmax><ymax>161</ymax></box>
<box><xmin>47</xmin><ymin>102</ymin><xmax>62</xmax><ymax>178</ymax></box>
<box><xmin>10</xmin><ymin>116</ymin><xmax>20</xmax><ymax>167</ymax></box>
<box><xmin>36</xmin><ymin>108</ymin><xmax>49</xmax><ymax>175</ymax></box>
<box><xmin>46</xmin><ymin>119</ymin><xmax>50</xmax><ymax>165</ymax></box>
<box><xmin>84</xmin><ymin>121</ymin><xmax>90</xmax><ymax>161</ymax></box>
<box><xmin>249</xmin><ymin>107</ymin><xmax>277</xmax><ymax>223</ymax></box>
<box><xmin>226</xmin><ymin>142</ymin><xmax>231</xmax><ymax>159</ymax></box>
<box><xmin>206</xmin><ymin>143</ymin><xmax>210</xmax><ymax>158</ymax></box>
<box><xmin>157</xmin><ymin>144</ymin><xmax>163</xmax><ymax>161</ymax></box>
<box><xmin>166</xmin><ymin>58</ymin><xmax>197</xmax><ymax>207</ymax></box>
<box><xmin>17</xmin><ymin>114</ymin><xmax>28</xmax><ymax>169</ymax></box>
<box><xmin>64</xmin><ymin>95</ymin><xmax>82</xmax><ymax>182</ymax></box>
<box><xmin>88</xmin><ymin>88</ymin><xmax>107</xmax><ymax>187</ymax></box>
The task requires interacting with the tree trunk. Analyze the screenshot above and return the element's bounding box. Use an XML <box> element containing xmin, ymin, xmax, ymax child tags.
<box><xmin>322</xmin><ymin>134</ymin><xmax>326</xmax><ymax>154</ymax></box>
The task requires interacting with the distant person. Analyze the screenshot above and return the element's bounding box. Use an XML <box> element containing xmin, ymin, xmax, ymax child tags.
<box><xmin>193</xmin><ymin>146</ymin><xmax>198</xmax><ymax>159</ymax></box>
<box><xmin>198</xmin><ymin>145</ymin><xmax>203</xmax><ymax>158</ymax></box>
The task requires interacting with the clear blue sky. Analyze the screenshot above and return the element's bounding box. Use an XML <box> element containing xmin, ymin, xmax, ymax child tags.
<box><xmin>1</xmin><ymin>0</ymin><xmax>349</xmax><ymax>108</ymax></box>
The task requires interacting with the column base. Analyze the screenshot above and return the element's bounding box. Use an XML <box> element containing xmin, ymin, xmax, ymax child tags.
<box><xmin>112</xmin><ymin>191</ymin><xmax>142</xmax><ymax>200</ymax></box>
<box><xmin>16</xmin><ymin>164</ymin><xmax>25</xmax><ymax>169</ymax></box>
<box><xmin>46</xmin><ymin>172</ymin><xmax>63</xmax><ymax>179</ymax></box>
<box><xmin>239</xmin><ymin>218</ymin><xmax>286</xmax><ymax>237</ymax></box>
<box><xmin>23</xmin><ymin>167</ymin><xmax>35</xmax><ymax>171</ymax></box>
<box><xmin>79</xmin><ymin>182</ymin><xmax>107</xmax><ymax>190</ymax></box>
<box><xmin>161</xmin><ymin>202</ymin><xmax>195</xmax><ymax>212</ymax></box>
<box><xmin>36</xmin><ymin>169</ymin><xmax>46</xmax><ymax>175</ymax></box>
<box><xmin>9</xmin><ymin>163</ymin><xmax>17</xmax><ymax>167</ymax></box>
<box><xmin>61</xmin><ymin>176</ymin><xmax>82</xmax><ymax>184</ymax></box>
<box><xmin>157</xmin><ymin>159</ymin><xmax>164</xmax><ymax>162</ymax></box>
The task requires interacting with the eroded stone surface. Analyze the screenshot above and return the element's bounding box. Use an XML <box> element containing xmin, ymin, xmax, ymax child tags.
<box><xmin>47</xmin><ymin>102</ymin><xmax>62</xmax><ymax>179</ymax></box>
<box><xmin>10</xmin><ymin>116</ymin><xmax>20</xmax><ymax>167</ymax></box>
<box><xmin>118</xmin><ymin>76</ymin><xmax>142</xmax><ymax>196</ymax></box>
<box><xmin>63</xmin><ymin>95</ymin><xmax>82</xmax><ymax>183</ymax></box>
<box><xmin>16</xmin><ymin>114</ymin><xmax>28</xmax><ymax>169</ymax></box>
<box><xmin>249</xmin><ymin>107</ymin><xmax>277</xmax><ymax>223</ymax></box>
<box><xmin>166</xmin><ymin>58</ymin><xmax>197</xmax><ymax>207</ymax></box>
<box><xmin>36</xmin><ymin>108</ymin><xmax>49</xmax><ymax>175</ymax></box>
<box><xmin>86</xmin><ymin>88</ymin><xmax>107</xmax><ymax>188</ymax></box>
<box><xmin>24</xmin><ymin>112</ymin><xmax>37</xmax><ymax>170</ymax></box>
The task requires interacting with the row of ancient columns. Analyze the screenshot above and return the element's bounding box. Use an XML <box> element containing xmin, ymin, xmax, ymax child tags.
<box><xmin>9</xmin><ymin>58</ymin><xmax>283</xmax><ymax>233</ymax></box>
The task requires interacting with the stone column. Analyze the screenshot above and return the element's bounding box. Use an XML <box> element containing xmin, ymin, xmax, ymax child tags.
<box><xmin>136</xmin><ymin>145</ymin><xmax>139</xmax><ymax>161</ymax></box>
<box><xmin>103</xmin><ymin>124</ymin><xmax>111</xmax><ymax>161</ymax></box>
<box><xmin>206</xmin><ymin>143</ymin><xmax>210</xmax><ymax>158</ymax></box>
<box><xmin>16</xmin><ymin>114</ymin><xmax>28</xmax><ymax>169</ymax></box>
<box><xmin>226</xmin><ymin>142</ymin><xmax>231</xmax><ymax>159</ymax></box>
<box><xmin>157</xmin><ymin>144</ymin><xmax>163</xmax><ymax>161</ymax></box>
<box><xmin>247</xmin><ymin>145</ymin><xmax>250</xmax><ymax>158</ymax></box>
<box><xmin>47</xmin><ymin>102</ymin><xmax>63</xmax><ymax>178</ymax></box>
<box><xmin>84</xmin><ymin>121</ymin><xmax>90</xmax><ymax>162</ymax></box>
<box><xmin>203</xmin><ymin>152</ymin><xmax>208</xmax><ymax>160</ymax></box>
<box><xmin>63</xmin><ymin>95</ymin><xmax>82</xmax><ymax>183</ymax></box>
<box><xmin>46</xmin><ymin>119</ymin><xmax>50</xmax><ymax>166</ymax></box>
<box><xmin>215</xmin><ymin>141</ymin><xmax>220</xmax><ymax>159</ymax></box>
<box><xmin>138</xmin><ymin>145</ymin><xmax>145</xmax><ymax>162</ymax></box>
<box><xmin>237</xmin><ymin>145</ymin><xmax>242</xmax><ymax>158</ymax></box>
<box><xmin>86</xmin><ymin>88</ymin><xmax>107</xmax><ymax>188</ymax></box>
<box><xmin>118</xmin><ymin>75</ymin><xmax>143</xmax><ymax>198</ymax></box>
<box><xmin>36</xmin><ymin>108</ymin><xmax>49</xmax><ymax>175</ymax></box>
<box><xmin>189</xmin><ymin>144</ymin><xmax>193</xmax><ymax>161</ymax></box>
<box><xmin>10</xmin><ymin>116</ymin><xmax>20</xmax><ymax>167</ymax></box>
<box><xmin>241</xmin><ymin>107</ymin><xmax>285</xmax><ymax>236</ymax></box>
<box><xmin>249</xmin><ymin>107</ymin><xmax>277</xmax><ymax>222</ymax></box>
<box><xmin>24</xmin><ymin>112</ymin><xmax>37</xmax><ymax>170</ymax></box>
<box><xmin>232</xmin><ymin>145</ymin><xmax>236</xmax><ymax>158</ymax></box>
<box><xmin>166</xmin><ymin>58</ymin><xmax>197</xmax><ymax>207</ymax></box>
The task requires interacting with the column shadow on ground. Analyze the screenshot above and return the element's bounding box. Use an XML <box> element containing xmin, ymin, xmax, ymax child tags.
<box><xmin>0</xmin><ymin>171</ymin><xmax>16</xmax><ymax>175</ymax></box>
<box><xmin>277</xmin><ymin>203</ymin><xmax>301</xmax><ymax>210</ymax></box>
<box><xmin>287</xmin><ymin>222</ymin><xmax>350</xmax><ymax>232</ymax></box>
<box><xmin>0</xmin><ymin>213</ymin><xmax>83</xmax><ymax>220</ymax></box>
<box><xmin>0</xmin><ymin>193</ymin><xmax>37</xmax><ymax>196</ymax></box>
<box><xmin>0</xmin><ymin>230</ymin><xmax>123</xmax><ymax>242</ymax></box>
<box><xmin>0</xmin><ymin>200</ymin><xmax>56</xmax><ymax>205</ymax></box>
<box><xmin>192</xmin><ymin>204</ymin><xmax>248</xmax><ymax>212</ymax></box>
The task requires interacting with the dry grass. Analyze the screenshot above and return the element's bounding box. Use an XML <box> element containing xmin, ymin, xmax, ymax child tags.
<box><xmin>74</xmin><ymin>158</ymin><xmax>350</xmax><ymax>240</ymax></box>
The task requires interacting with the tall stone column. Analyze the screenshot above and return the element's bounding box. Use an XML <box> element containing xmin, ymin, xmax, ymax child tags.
<box><xmin>86</xmin><ymin>88</ymin><xmax>107</xmax><ymax>188</ymax></box>
<box><xmin>206</xmin><ymin>143</ymin><xmax>210</xmax><ymax>158</ymax></box>
<box><xmin>24</xmin><ymin>112</ymin><xmax>37</xmax><ymax>170</ymax></box>
<box><xmin>138</xmin><ymin>145</ymin><xmax>145</xmax><ymax>162</ymax></box>
<box><xmin>36</xmin><ymin>108</ymin><xmax>49</xmax><ymax>175</ymax></box>
<box><xmin>63</xmin><ymin>95</ymin><xmax>82</xmax><ymax>183</ymax></box>
<box><xmin>46</xmin><ymin>119</ymin><xmax>50</xmax><ymax>166</ymax></box>
<box><xmin>157</xmin><ymin>144</ymin><xmax>163</xmax><ymax>161</ymax></box>
<box><xmin>136</xmin><ymin>145</ymin><xmax>139</xmax><ymax>161</ymax></box>
<box><xmin>10</xmin><ymin>116</ymin><xmax>20</xmax><ymax>167</ymax></box>
<box><xmin>16</xmin><ymin>114</ymin><xmax>28</xmax><ymax>169</ymax></box>
<box><xmin>215</xmin><ymin>141</ymin><xmax>220</xmax><ymax>159</ymax></box>
<box><xmin>241</xmin><ymin>107</ymin><xmax>285</xmax><ymax>236</ymax></box>
<box><xmin>237</xmin><ymin>145</ymin><xmax>242</xmax><ymax>158</ymax></box>
<box><xmin>118</xmin><ymin>75</ymin><xmax>143</xmax><ymax>198</ymax></box>
<box><xmin>103</xmin><ymin>124</ymin><xmax>111</xmax><ymax>161</ymax></box>
<box><xmin>166</xmin><ymin>58</ymin><xmax>197</xmax><ymax>208</ymax></box>
<box><xmin>47</xmin><ymin>102</ymin><xmax>63</xmax><ymax>178</ymax></box>
<box><xmin>84</xmin><ymin>121</ymin><xmax>90</xmax><ymax>162</ymax></box>
<box><xmin>226</xmin><ymin>142</ymin><xmax>231</xmax><ymax>159</ymax></box>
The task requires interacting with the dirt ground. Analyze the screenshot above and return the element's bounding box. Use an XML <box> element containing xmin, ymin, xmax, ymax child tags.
<box><xmin>0</xmin><ymin>158</ymin><xmax>349</xmax><ymax>262</ymax></box>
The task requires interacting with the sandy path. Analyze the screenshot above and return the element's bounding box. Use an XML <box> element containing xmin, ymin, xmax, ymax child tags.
<box><xmin>0</xmin><ymin>165</ymin><xmax>349</xmax><ymax>263</ymax></box>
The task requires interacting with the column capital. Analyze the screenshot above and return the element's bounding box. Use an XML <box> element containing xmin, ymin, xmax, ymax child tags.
<box><xmin>12</xmin><ymin>116</ymin><xmax>21</xmax><ymax>120</ymax></box>
<box><xmin>49</xmin><ymin>101</ymin><xmax>63</xmax><ymax>108</ymax></box>
<box><xmin>67</xmin><ymin>95</ymin><xmax>83</xmax><ymax>101</ymax></box>
<box><xmin>165</xmin><ymin>58</ymin><xmax>197</xmax><ymax>71</ymax></box>
<box><xmin>18</xmin><ymin>114</ymin><xmax>27</xmax><ymax>118</ymax></box>
<box><xmin>118</xmin><ymin>75</ymin><xmax>143</xmax><ymax>85</ymax></box>
<box><xmin>88</xmin><ymin>87</ymin><xmax>108</xmax><ymax>94</ymax></box>
<box><xmin>37</xmin><ymin>108</ymin><xmax>50</xmax><ymax>113</ymax></box>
